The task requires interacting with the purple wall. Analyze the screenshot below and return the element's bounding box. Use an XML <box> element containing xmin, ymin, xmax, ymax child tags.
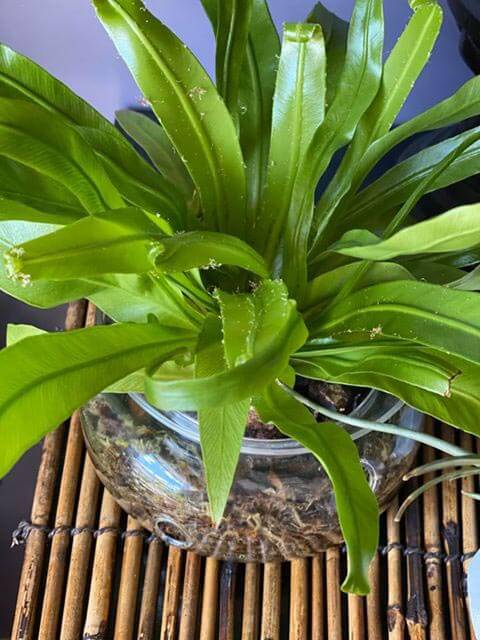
<box><xmin>0</xmin><ymin>0</ymin><xmax>472</xmax><ymax>124</ymax></box>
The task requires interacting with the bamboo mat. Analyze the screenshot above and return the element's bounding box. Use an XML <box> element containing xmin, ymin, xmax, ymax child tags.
<box><xmin>10</xmin><ymin>301</ymin><xmax>479</xmax><ymax>640</ymax></box>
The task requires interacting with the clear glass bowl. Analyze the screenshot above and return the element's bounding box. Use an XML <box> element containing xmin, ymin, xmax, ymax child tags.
<box><xmin>81</xmin><ymin>390</ymin><xmax>423</xmax><ymax>562</ymax></box>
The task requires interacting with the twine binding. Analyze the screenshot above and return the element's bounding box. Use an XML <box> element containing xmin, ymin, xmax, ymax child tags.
<box><xmin>12</xmin><ymin>519</ymin><xmax>478</xmax><ymax>563</ymax></box>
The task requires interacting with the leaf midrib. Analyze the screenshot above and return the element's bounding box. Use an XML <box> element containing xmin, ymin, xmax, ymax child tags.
<box><xmin>22</xmin><ymin>231</ymin><xmax>159</xmax><ymax>267</ymax></box>
<box><xmin>0</xmin><ymin>335</ymin><xmax>188</xmax><ymax>423</ymax></box>
<box><xmin>243</xmin><ymin>41</ymin><xmax>267</xmax><ymax>227</ymax></box>
<box><xmin>105</xmin><ymin>0</ymin><xmax>228</xmax><ymax>228</ymax></box>
<box><xmin>264</xmin><ymin>35</ymin><xmax>309</xmax><ymax>263</ymax></box>
<box><xmin>319</xmin><ymin>301</ymin><xmax>480</xmax><ymax>344</ymax></box>
<box><xmin>356</xmin><ymin>226</ymin><xmax>480</xmax><ymax>258</ymax></box>
<box><xmin>284</xmin><ymin>416</ymin><xmax>369</xmax><ymax>583</ymax></box>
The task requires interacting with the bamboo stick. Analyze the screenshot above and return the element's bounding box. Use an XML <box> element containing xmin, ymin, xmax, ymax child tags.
<box><xmin>218</xmin><ymin>561</ymin><xmax>237</xmax><ymax>640</ymax></box>
<box><xmin>60</xmin><ymin>455</ymin><xmax>101</xmax><ymax>639</ymax></box>
<box><xmin>60</xmin><ymin>303</ymin><xmax>100</xmax><ymax>640</ymax></box>
<box><xmin>461</xmin><ymin>433</ymin><xmax>478</xmax><ymax>557</ymax></box>
<box><xmin>137</xmin><ymin>537</ymin><xmax>163</xmax><ymax>640</ymax></box>
<box><xmin>348</xmin><ymin>594</ymin><xmax>365</xmax><ymax>640</ymax></box>
<box><xmin>326</xmin><ymin>547</ymin><xmax>342</xmax><ymax>640</ymax></box>
<box><xmin>387</xmin><ymin>497</ymin><xmax>405</xmax><ymax>640</ymax></box>
<box><xmin>11</xmin><ymin>300</ymin><xmax>87</xmax><ymax>640</ymax></box>
<box><xmin>366</xmin><ymin>552</ymin><xmax>382</xmax><ymax>640</ymax></box>
<box><xmin>38</xmin><ymin>411</ymin><xmax>85</xmax><ymax>639</ymax></box>
<box><xmin>82</xmin><ymin>490</ymin><xmax>122</xmax><ymax>638</ymax></box>
<box><xmin>199</xmin><ymin>558</ymin><xmax>219</xmax><ymax>640</ymax></box>
<box><xmin>311</xmin><ymin>554</ymin><xmax>325</xmax><ymax>640</ymax></box>
<box><xmin>261</xmin><ymin>562</ymin><xmax>281</xmax><ymax>640</ymax></box>
<box><xmin>242</xmin><ymin>563</ymin><xmax>260</xmax><ymax>640</ymax></box>
<box><xmin>290</xmin><ymin>558</ymin><xmax>308</xmax><ymax>640</ymax></box>
<box><xmin>159</xmin><ymin>547</ymin><xmax>184</xmax><ymax>640</ymax></box>
<box><xmin>38</xmin><ymin>303</ymin><xmax>97</xmax><ymax>638</ymax></box>
<box><xmin>422</xmin><ymin>420</ymin><xmax>446</xmax><ymax>640</ymax></box>
<box><xmin>461</xmin><ymin>431</ymin><xmax>478</xmax><ymax>640</ymax></box>
<box><xmin>178</xmin><ymin>552</ymin><xmax>202</xmax><ymax>640</ymax></box>
<box><xmin>113</xmin><ymin>517</ymin><xmax>144</xmax><ymax>640</ymax></box>
<box><xmin>11</xmin><ymin>429</ymin><xmax>67</xmax><ymax>640</ymax></box>
<box><xmin>441</xmin><ymin>424</ymin><xmax>468</xmax><ymax>640</ymax></box>
<box><xmin>404</xmin><ymin>478</ymin><xmax>428</xmax><ymax>640</ymax></box>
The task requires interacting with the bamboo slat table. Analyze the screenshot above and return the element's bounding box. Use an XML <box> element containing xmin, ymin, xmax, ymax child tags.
<box><xmin>10</xmin><ymin>301</ymin><xmax>479</xmax><ymax>639</ymax></box>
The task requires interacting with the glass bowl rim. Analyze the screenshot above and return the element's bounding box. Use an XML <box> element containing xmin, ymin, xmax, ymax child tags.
<box><xmin>129</xmin><ymin>389</ymin><xmax>406</xmax><ymax>456</ymax></box>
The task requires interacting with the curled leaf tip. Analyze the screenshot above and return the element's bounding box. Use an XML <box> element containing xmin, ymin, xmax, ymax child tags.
<box><xmin>341</xmin><ymin>575</ymin><xmax>371</xmax><ymax>597</ymax></box>
<box><xmin>284</xmin><ymin>22</ymin><xmax>323</xmax><ymax>43</ymax></box>
<box><xmin>202</xmin><ymin>258</ymin><xmax>222</xmax><ymax>270</ymax></box>
<box><xmin>4</xmin><ymin>248</ymin><xmax>31</xmax><ymax>286</ymax></box>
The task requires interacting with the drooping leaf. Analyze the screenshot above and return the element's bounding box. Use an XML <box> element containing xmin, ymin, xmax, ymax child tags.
<box><xmin>254</xmin><ymin>379</ymin><xmax>378</xmax><ymax>595</ymax></box>
<box><xmin>258</xmin><ymin>22</ymin><xmax>326</xmax><ymax>267</ymax></box>
<box><xmin>77</xmin><ymin>126</ymin><xmax>186</xmax><ymax>228</ymax></box>
<box><xmin>312</xmin><ymin>0</ymin><xmax>442</xmax><ymax>247</ymax></box>
<box><xmin>0</xmin><ymin>98</ymin><xmax>124</xmax><ymax>213</ymax></box>
<box><xmin>0</xmin><ymin>158</ymin><xmax>85</xmax><ymax>223</ymax></box>
<box><xmin>282</xmin><ymin>0</ymin><xmax>384</xmax><ymax>295</ymax></box>
<box><xmin>115</xmin><ymin>109</ymin><xmax>193</xmax><ymax>198</ymax></box>
<box><xmin>0</xmin><ymin>322</ymin><xmax>197</xmax><ymax>477</ymax></box>
<box><xmin>293</xmin><ymin>345</ymin><xmax>480</xmax><ymax>437</ymax></box>
<box><xmin>215</xmin><ymin>0</ymin><xmax>253</xmax><ymax>120</ymax></box>
<box><xmin>307</xmin><ymin>2</ymin><xmax>349</xmax><ymax>106</ymax></box>
<box><xmin>151</xmin><ymin>231</ymin><xmax>269</xmax><ymax>278</ymax></box>
<box><xmin>93</xmin><ymin>0</ymin><xmax>247</xmax><ymax>237</ymax></box>
<box><xmin>145</xmin><ymin>280</ymin><xmax>308</xmax><ymax>410</ymax></box>
<box><xmin>347</xmin><ymin>126</ymin><xmax>480</xmax><ymax>224</ymax></box>
<box><xmin>197</xmin><ymin>313</ymin><xmax>250</xmax><ymax>522</ymax></box>
<box><xmin>309</xmin><ymin>280</ymin><xmax>480</xmax><ymax>367</ymax></box>
<box><xmin>333</xmin><ymin>204</ymin><xmax>480</xmax><ymax>261</ymax></box>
